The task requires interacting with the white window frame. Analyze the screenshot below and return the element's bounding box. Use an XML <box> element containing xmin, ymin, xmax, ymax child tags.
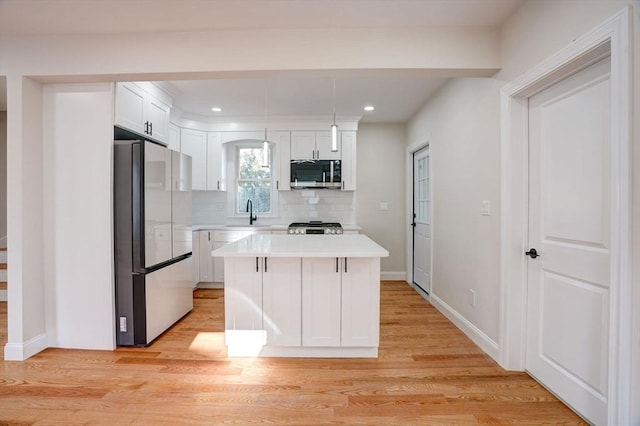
<box><xmin>226</xmin><ymin>140</ymin><xmax>279</xmax><ymax>218</ymax></box>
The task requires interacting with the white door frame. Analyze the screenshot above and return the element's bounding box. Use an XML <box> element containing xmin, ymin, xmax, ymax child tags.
<box><xmin>499</xmin><ymin>7</ymin><xmax>632</xmax><ymax>425</ymax></box>
<box><xmin>406</xmin><ymin>140</ymin><xmax>431</xmax><ymax>295</ymax></box>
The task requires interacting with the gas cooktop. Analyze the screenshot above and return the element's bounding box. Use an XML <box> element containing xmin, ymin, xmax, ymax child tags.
<box><xmin>287</xmin><ymin>221</ymin><xmax>343</xmax><ymax>234</ymax></box>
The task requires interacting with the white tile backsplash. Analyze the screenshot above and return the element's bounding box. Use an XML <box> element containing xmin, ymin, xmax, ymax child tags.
<box><xmin>193</xmin><ymin>189</ymin><xmax>355</xmax><ymax>226</ymax></box>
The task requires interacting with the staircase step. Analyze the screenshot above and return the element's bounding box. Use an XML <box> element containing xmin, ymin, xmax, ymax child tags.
<box><xmin>0</xmin><ymin>282</ymin><xmax>6</xmax><ymax>290</ymax></box>
<box><xmin>0</xmin><ymin>263</ymin><xmax>6</xmax><ymax>270</ymax></box>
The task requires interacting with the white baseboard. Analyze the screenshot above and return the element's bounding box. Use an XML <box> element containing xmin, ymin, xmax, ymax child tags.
<box><xmin>429</xmin><ymin>293</ymin><xmax>499</xmax><ymax>362</ymax></box>
<box><xmin>4</xmin><ymin>332</ymin><xmax>48</xmax><ymax>361</ymax></box>
<box><xmin>381</xmin><ymin>271</ymin><xmax>406</xmax><ymax>281</ymax></box>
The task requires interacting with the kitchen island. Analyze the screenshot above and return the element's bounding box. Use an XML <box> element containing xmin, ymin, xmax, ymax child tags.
<box><xmin>212</xmin><ymin>234</ymin><xmax>389</xmax><ymax>357</ymax></box>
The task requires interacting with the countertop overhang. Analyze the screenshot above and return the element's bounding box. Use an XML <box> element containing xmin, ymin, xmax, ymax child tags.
<box><xmin>211</xmin><ymin>234</ymin><xmax>389</xmax><ymax>258</ymax></box>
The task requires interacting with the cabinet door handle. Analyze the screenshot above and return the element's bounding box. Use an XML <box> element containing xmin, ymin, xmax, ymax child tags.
<box><xmin>265</xmin><ymin>257</ymin><xmax>268</xmax><ymax>272</ymax></box>
<box><xmin>344</xmin><ymin>258</ymin><xmax>348</xmax><ymax>273</ymax></box>
<box><xmin>144</xmin><ymin>121</ymin><xmax>149</xmax><ymax>134</ymax></box>
<box><xmin>336</xmin><ymin>257</ymin><xmax>339</xmax><ymax>273</ymax></box>
<box><xmin>276</xmin><ymin>180</ymin><xmax>279</xmax><ymax>190</ymax></box>
<box><xmin>208</xmin><ymin>231</ymin><xmax>210</xmax><ymax>241</ymax></box>
<box><xmin>217</xmin><ymin>180</ymin><xmax>220</xmax><ymax>190</ymax></box>
<box><xmin>149</xmin><ymin>122</ymin><xmax>153</xmax><ymax>135</ymax></box>
<box><xmin>256</xmin><ymin>257</ymin><xmax>259</xmax><ymax>272</ymax></box>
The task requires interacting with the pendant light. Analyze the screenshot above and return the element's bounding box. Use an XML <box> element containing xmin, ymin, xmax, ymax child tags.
<box><xmin>331</xmin><ymin>79</ymin><xmax>338</xmax><ymax>152</ymax></box>
<box><xmin>262</xmin><ymin>80</ymin><xmax>269</xmax><ymax>168</ymax></box>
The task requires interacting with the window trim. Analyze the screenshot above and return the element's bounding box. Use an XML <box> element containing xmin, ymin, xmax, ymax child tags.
<box><xmin>226</xmin><ymin>140</ymin><xmax>279</xmax><ymax>218</ymax></box>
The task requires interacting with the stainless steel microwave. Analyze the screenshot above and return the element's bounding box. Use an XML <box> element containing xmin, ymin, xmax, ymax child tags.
<box><xmin>290</xmin><ymin>160</ymin><xmax>341</xmax><ymax>189</ymax></box>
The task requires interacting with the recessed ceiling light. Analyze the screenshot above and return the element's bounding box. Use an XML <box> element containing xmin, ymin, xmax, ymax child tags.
<box><xmin>364</xmin><ymin>105</ymin><xmax>375</xmax><ymax>112</ymax></box>
<box><xmin>211</xmin><ymin>107</ymin><xmax>223</xmax><ymax>112</ymax></box>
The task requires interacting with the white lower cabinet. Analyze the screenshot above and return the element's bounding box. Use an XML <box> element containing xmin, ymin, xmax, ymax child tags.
<box><xmin>198</xmin><ymin>231</ymin><xmax>214</xmax><ymax>282</ymax></box>
<box><xmin>223</xmin><ymin>255</ymin><xmax>380</xmax><ymax>352</ymax></box>
<box><xmin>195</xmin><ymin>229</ymin><xmax>270</xmax><ymax>285</ymax></box>
<box><xmin>224</xmin><ymin>257</ymin><xmax>263</xmax><ymax>331</ymax></box>
<box><xmin>263</xmin><ymin>258</ymin><xmax>302</xmax><ymax>346</ymax></box>
<box><xmin>302</xmin><ymin>258</ymin><xmax>342</xmax><ymax>346</ymax></box>
<box><xmin>191</xmin><ymin>231</ymin><xmax>200</xmax><ymax>285</ymax></box>
<box><xmin>301</xmin><ymin>257</ymin><xmax>379</xmax><ymax>347</ymax></box>
<box><xmin>341</xmin><ymin>257</ymin><xmax>380</xmax><ymax>347</ymax></box>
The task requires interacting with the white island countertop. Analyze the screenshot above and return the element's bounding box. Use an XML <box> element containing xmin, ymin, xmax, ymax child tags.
<box><xmin>211</xmin><ymin>234</ymin><xmax>389</xmax><ymax>258</ymax></box>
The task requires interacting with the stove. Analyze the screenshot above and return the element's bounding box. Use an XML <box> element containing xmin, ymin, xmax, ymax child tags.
<box><xmin>287</xmin><ymin>221</ymin><xmax>343</xmax><ymax>235</ymax></box>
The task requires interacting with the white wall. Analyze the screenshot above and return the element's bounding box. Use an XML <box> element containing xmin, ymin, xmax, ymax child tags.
<box><xmin>193</xmin><ymin>189</ymin><xmax>356</xmax><ymax>227</ymax></box>
<box><xmin>356</xmin><ymin>123</ymin><xmax>406</xmax><ymax>279</ymax></box>
<box><xmin>0</xmin><ymin>110</ymin><xmax>6</xmax><ymax>244</ymax></box>
<box><xmin>500</xmin><ymin>1</ymin><xmax>640</xmax><ymax>423</ymax></box>
<box><xmin>42</xmin><ymin>84</ymin><xmax>116</xmax><ymax>350</ymax></box>
<box><xmin>4</xmin><ymin>77</ymin><xmax>47</xmax><ymax>360</ymax></box>
<box><xmin>407</xmin><ymin>0</ymin><xmax>639</xmax><ymax>422</ymax></box>
<box><xmin>407</xmin><ymin>78</ymin><xmax>503</xmax><ymax>347</ymax></box>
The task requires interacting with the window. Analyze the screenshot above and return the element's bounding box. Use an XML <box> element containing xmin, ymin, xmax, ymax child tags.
<box><xmin>235</xmin><ymin>144</ymin><xmax>273</xmax><ymax>214</ymax></box>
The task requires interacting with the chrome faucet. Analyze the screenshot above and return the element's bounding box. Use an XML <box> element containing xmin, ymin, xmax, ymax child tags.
<box><xmin>246</xmin><ymin>199</ymin><xmax>257</xmax><ymax>225</ymax></box>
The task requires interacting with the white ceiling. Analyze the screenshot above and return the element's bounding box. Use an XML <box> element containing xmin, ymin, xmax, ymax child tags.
<box><xmin>166</xmin><ymin>74</ymin><xmax>449</xmax><ymax>123</ymax></box>
<box><xmin>0</xmin><ymin>0</ymin><xmax>525</xmax><ymax>120</ymax></box>
<box><xmin>0</xmin><ymin>0</ymin><xmax>524</xmax><ymax>35</ymax></box>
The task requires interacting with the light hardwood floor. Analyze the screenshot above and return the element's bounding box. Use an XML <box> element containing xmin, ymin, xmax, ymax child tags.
<box><xmin>0</xmin><ymin>282</ymin><xmax>584</xmax><ymax>425</ymax></box>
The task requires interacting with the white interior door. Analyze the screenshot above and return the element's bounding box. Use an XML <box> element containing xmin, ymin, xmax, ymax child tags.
<box><xmin>526</xmin><ymin>57</ymin><xmax>611</xmax><ymax>425</ymax></box>
<box><xmin>412</xmin><ymin>146</ymin><xmax>431</xmax><ymax>293</ymax></box>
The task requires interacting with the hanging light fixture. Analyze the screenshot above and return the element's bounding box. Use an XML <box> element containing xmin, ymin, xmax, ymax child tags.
<box><xmin>262</xmin><ymin>80</ymin><xmax>269</xmax><ymax>168</ymax></box>
<box><xmin>331</xmin><ymin>79</ymin><xmax>338</xmax><ymax>152</ymax></box>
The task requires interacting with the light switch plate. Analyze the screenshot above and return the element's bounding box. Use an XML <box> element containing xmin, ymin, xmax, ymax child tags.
<box><xmin>481</xmin><ymin>200</ymin><xmax>491</xmax><ymax>216</ymax></box>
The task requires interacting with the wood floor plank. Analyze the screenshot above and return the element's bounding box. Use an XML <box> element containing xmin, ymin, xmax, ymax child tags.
<box><xmin>0</xmin><ymin>282</ymin><xmax>586</xmax><ymax>424</ymax></box>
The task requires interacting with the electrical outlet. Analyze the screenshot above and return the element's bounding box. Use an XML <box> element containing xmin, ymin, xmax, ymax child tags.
<box><xmin>119</xmin><ymin>317</ymin><xmax>127</xmax><ymax>332</ymax></box>
<box><xmin>469</xmin><ymin>289</ymin><xmax>476</xmax><ymax>307</ymax></box>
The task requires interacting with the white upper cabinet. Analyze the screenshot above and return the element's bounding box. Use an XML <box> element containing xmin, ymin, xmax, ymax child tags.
<box><xmin>316</xmin><ymin>131</ymin><xmax>341</xmax><ymax>160</ymax></box>
<box><xmin>145</xmin><ymin>96</ymin><xmax>171</xmax><ymax>143</ymax></box>
<box><xmin>290</xmin><ymin>131</ymin><xmax>316</xmax><ymax>160</ymax></box>
<box><xmin>179</xmin><ymin>128</ymin><xmax>208</xmax><ymax>190</ymax></box>
<box><xmin>291</xmin><ymin>131</ymin><xmax>340</xmax><ymax>160</ymax></box>
<box><xmin>168</xmin><ymin>122</ymin><xmax>181</xmax><ymax>151</ymax></box>
<box><xmin>115</xmin><ymin>82</ymin><xmax>171</xmax><ymax>145</ymax></box>
<box><xmin>269</xmin><ymin>131</ymin><xmax>291</xmax><ymax>191</ymax></box>
<box><xmin>207</xmin><ymin>132</ymin><xmax>226</xmax><ymax>191</ymax></box>
<box><xmin>341</xmin><ymin>131</ymin><xmax>356</xmax><ymax>191</ymax></box>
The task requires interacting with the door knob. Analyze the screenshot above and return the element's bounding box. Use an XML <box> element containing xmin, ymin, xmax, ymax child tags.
<box><xmin>525</xmin><ymin>248</ymin><xmax>539</xmax><ymax>259</ymax></box>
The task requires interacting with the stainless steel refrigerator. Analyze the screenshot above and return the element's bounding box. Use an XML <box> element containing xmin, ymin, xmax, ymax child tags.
<box><xmin>114</xmin><ymin>139</ymin><xmax>194</xmax><ymax>346</ymax></box>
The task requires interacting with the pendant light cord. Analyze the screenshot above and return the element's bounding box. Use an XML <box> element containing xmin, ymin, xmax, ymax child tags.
<box><xmin>332</xmin><ymin>79</ymin><xmax>336</xmax><ymax>125</ymax></box>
